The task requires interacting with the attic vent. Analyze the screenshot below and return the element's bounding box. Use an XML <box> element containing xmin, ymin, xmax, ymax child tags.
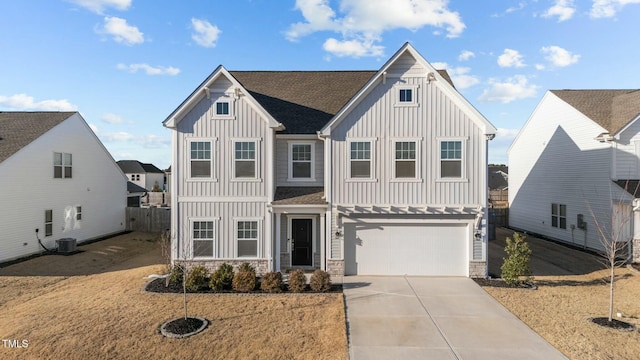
<box><xmin>56</xmin><ymin>238</ymin><xmax>77</xmax><ymax>253</ymax></box>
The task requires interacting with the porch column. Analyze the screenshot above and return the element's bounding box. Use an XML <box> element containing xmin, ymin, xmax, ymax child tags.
<box><xmin>275</xmin><ymin>212</ymin><xmax>281</xmax><ymax>271</ymax></box>
<box><xmin>320</xmin><ymin>212</ymin><xmax>326</xmax><ymax>271</ymax></box>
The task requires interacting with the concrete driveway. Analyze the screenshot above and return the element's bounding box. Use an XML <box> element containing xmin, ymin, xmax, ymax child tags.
<box><xmin>343</xmin><ymin>276</ymin><xmax>567</xmax><ymax>360</ymax></box>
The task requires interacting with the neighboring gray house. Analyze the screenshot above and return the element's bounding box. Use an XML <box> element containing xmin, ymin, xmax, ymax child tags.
<box><xmin>0</xmin><ymin>112</ymin><xmax>127</xmax><ymax>263</ymax></box>
<box><xmin>117</xmin><ymin>160</ymin><xmax>165</xmax><ymax>191</ymax></box>
<box><xmin>163</xmin><ymin>43</ymin><xmax>497</xmax><ymax>277</ymax></box>
<box><xmin>509</xmin><ymin>89</ymin><xmax>640</xmax><ymax>261</ymax></box>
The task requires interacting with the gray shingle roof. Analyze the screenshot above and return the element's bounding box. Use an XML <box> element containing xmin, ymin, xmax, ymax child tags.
<box><xmin>272</xmin><ymin>187</ymin><xmax>326</xmax><ymax>205</ymax></box>
<box><xmin>0</xmin><ymin>112</ymin><xmax>75</xmax><ymax>163</ymax></box>
<box><xmin>117</xmin><ymin>160</ymin><xmax>163</xmax><ymax>174</ymax></box>
<box><xmin>127</xmin><ymin>181</ymin><xmax>148</xmax><ymax>194</ymax></box>
<box><xmin>551</xmin><ymin>90</ymin><xmax>640</xmax><ymax>134</ymax></box>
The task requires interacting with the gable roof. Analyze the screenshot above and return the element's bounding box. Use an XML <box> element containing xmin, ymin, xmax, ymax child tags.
<box><xmin>127</xmin><ymin>181</ymin><xmax>148</xmax><ymax>194</ymax></box>
<box><xmin>0</xmin><ymin>112</ymin><xmax>75</xmax><ymax>163</ymax></box>
<box><xmin>321</xmin><ymin>42</ymin><xmax>496</xmax><ymax>135</ymax></box>
<box><xmin>551</xmin><ymin>89</ymin><xmax>640</xmax><ymax>135</ymax></box>
<box><xmin>117</xmin><ymin>160</ymin><xmax>164</xmax><ymax>174</ymax></box>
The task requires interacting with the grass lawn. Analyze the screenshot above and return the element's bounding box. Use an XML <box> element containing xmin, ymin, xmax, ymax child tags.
<box><xmin>483</xmin><ymin>228</ymin><xmax>640</xmax><ymax>359</ymax></box>
<box><xmin>0</xmin><ymin>232</ymin><xmax>347</xmax><ymax>360</ymax></box>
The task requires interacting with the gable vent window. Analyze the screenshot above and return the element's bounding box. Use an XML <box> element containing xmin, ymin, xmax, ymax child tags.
<box><xmin>395</xmin><ymin>85</ymin><xmax>418</xmax><ymax>107</ymax></box>
<box><xmin>399</xmin><ymin>89</ymin><xmax>412</xmax><ymax>103</ymax></box>
<box><xmin>54</xmin><ymin>152</ymin><xmax>72</xmax><ymax>179</ymax></box>
<box><xmin>215</xmin><ymin>101</ymin><xmax>229</xmax><ymax>116</ymax></box>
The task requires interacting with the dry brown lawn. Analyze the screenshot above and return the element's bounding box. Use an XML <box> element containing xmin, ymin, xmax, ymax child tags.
<box><xmin>484</xmin><ymin>228</ymin><xmax>640</xmax><ymax>360</ymax></box>
<box><xmin>0</xmin><ymin>232</ymin><xmax>347</xmax><ymax>360</ymax></box>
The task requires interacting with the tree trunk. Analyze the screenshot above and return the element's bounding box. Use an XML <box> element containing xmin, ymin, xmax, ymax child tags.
<box><xmin>608</xmin><ymin>263</ymin><xmax>614</xmax><ymax>322</ymax></box>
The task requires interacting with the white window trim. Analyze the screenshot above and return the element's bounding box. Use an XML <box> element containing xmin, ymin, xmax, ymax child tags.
<box><xmin>287</xmin><ymin>141</ymin><xmax>316</xmax><ymax>182</ymax></box>
<box><xmin>234</xmin><ymin>217</ymin><xmax>262</xmax><ymax>259</ymax></box>
<box><xmin>211</xmin><ymin>94</ymin><xmax>236</xmax><ymax>119</ymax></box>
<box><xmin>346</xmin><ymin>138</ymin><xmax>378</xmax><ymax>182</ymax></box>
<box><xmin>187</xmin><ymin>138</ymin><xmax>218</xmax><ymax>182</ymax></box>
<box><xmin>394</xmin><ymin>84</ymin><xmax>419</xmax><ymax>107</ymax></box>
<box><xmin>436</xmin><ymin>137</ymin><xmax>468</xmax><ymax>182</ymax></box>
<box><xmin>53</xmin><ymin>152</ymin><xmax>73</xmax><ymax>179</ymax></box>
<box><xmin>231</xmin><ymin>138</ymin><xmax>262</xmax><ymax>182</ymax></box>
<box><xmin>190</xmin><ymin>217</ymin><xmax>220</xmax><ymax>259</ymax></box>
<box><xmin>286</xmin><ymin>215</ymin><xmax>316</xmax><ymax>267</ymax></box>
<box><xmin>391</xmin><ymin>138</ymin><xmax>422</xmax><ymax>182</ymax></box>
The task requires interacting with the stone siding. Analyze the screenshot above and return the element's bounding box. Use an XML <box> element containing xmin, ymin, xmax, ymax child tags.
<box><xmin>469</xmin><ymin>261</ymin><xmax>487</xmax><ymax>278</ymax></box>
<box><xmin>326</xmin><ymin>259</ymin><xmax>344</xmax><ymax>275</ymax></box>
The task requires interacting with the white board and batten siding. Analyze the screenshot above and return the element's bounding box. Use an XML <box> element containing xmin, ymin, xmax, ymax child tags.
<box><xmin>275</xmin><ymin>138</ymin><xmax>324</xmax><ymax>187</ymax></box>
<box><xmin>0</xmin><ymin>114</ymin><xmax>126</xmax><ymax>262</ymax></box>
<box><xmin>508</xmin><ymin>91</ymin><xmax>618</xmax><ymax>251</ymax></box>
<box><xmin>174</xmin><ymin>77</ymin><xmax>272</xmax><ymax>259</ymax></box>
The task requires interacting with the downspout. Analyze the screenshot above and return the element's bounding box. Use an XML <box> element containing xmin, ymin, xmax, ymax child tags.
<box><xmin>317</xmin><ymin>131</ymin><xmax>329</xmax><ymax>271</ymax></box>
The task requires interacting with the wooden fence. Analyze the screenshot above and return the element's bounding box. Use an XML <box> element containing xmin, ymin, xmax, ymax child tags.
<box><xmin>126</xmin><ymin>207</ymin><xmax>171</xmax><ymax>233</ymax></box>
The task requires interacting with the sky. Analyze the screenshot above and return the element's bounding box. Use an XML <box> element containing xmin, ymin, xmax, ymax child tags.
<box><xmin>1</xmin><ymin>0</ymin><xmax>640</xmax><ymax>169</ymax></box>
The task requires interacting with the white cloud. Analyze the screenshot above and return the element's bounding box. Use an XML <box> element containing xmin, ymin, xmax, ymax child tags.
<box><xmin>140</xmin><ymin>134</ymin><xmax>171</xmax><ymax>149</ymax></box>
<box><xmin>0</xmin><ymin>93</ymin><xmax>77</xmax><ymax>111</ymax></box>
<box><xmin>496</xmin><ymin>127</ymin><xmax>521</xmax><ymax>141</ymax></box>
<box><xmin>287</xmin><ymin>0</ymin><xmax>465</xmax><ymax>57</ymax></box>
<box><xmin>542</xmin><ymin>0</ymin><xmax>576</xmax><ymax>21</ymax></box>
<box><xmin>116</xmin><ymin>63</ymin><xmax>180</xmax><ymax>76</ymax></box>
<box><xmin>431</xmin><ymin>62</ymin><xmax>479</xmax><ymax>89</ymax></box>
<box><xmin>458</xmin><ymin>50</ymin><xmax>475</xmax><ymax>61</ymax></box>
<box><xmin>67</xmin><ymin>0</ymin><xmax>131</xmax><ymax>14</ymax></box>
<box><xmin>497</xmin><ymin>49</ymin><xmax>526</xmax><ymax>68</ymax></box>
<box><xmin>101</xmin><ymin>113</ymin><xmax>125</xmax><ymax>124</ymax></box>
<box><xmin>89</xmin><ymin>124</ymin><xmax>99</xmax><ymax>133</ymax></box>
<box><xmin>541</xmin><ymin>45</ymin><xmax>580</xmax><ymax>67</ymax></box>
<box><xmin>191</xmin><ymin>18</ymin><xmax>221</xmax><ymax>48</ymax></box>
<box><xmin>102</xmin><ymin>132</ymin><xmax>170</xmax><ymax>149</ymax></box>
<box><xmin>99</xmin><ymin>16</ymin><xmax>144</xmax><ymax>45</ymax></box>
<box><xmin>591</xmin><ymin>0</ymin><xmax>640</xmax><ymax>18</ymax></box>
<box><xmin>478</xmin><ymin>75</ymin><xmax>538</xmax><ymax>103</ymax></box>
<box><xmin>103</xmin><ymin>131</ymin><xmax>136</xmax><ymax>142</ymax></box>
<box><xmin>322</xmin><ymin>38</ymin><xmax>384</xmax><ymax>57</ymax></box>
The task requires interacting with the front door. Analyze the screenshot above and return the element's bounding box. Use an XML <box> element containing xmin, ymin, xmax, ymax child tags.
<box><xmin>291</xmin><ymin>218</ymin><xmax>312</xmax><ymax>266</ymax></box>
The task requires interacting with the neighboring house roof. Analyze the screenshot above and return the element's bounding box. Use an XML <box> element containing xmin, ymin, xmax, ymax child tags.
<box><xmin>272</xmin><ymin>187</ymin><xmax>326</xmax><ymax>205</ymax></box>
<box><xmin>0</xmin><ymin>111</ymin><xmax>75</xmax><ymax>163</ymax></box>
<box><xmin>127</xmin><ymin>181</ymin><xmax>148</xmax><ymax>194</ymax></box>
<box><xmin>551</xmin><ymin>89</ymin><xmax>640</xmax><ymax>134</ymax></box>
<box><xmin>117</xmin><ymin>160</ymin><xmax>164</xmax><ymax>174</ymax></box>
<box><xmin>488</xmin><ymin>165</ymin><xmax>508</xmax><ymax>190</ymax></box>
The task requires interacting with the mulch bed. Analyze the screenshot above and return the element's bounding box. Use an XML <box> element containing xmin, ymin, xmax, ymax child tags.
<box><xmin>473</xmin><ymin>278</ymin><xmax>537</xmax><ymax>289</ymax></box>
<box><xmin>145</xmin><ymin>277</ymin><xmax>342</xmax><ymax>294</ymax></box>
<box><xmin>160</xmin><ymin>317</ymin><xmax>209</xmax><ymax>338</ymax></box>
<box><xmin>589</xmin><ymin>317</ymin><xmax>636</xmax><ymax>332</ymax></box>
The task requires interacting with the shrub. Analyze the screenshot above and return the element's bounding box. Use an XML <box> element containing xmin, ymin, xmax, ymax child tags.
<box><xmin>168</xmin><ymin>264</ymin><xmax>184</xmax><ymax>285</ymax></box>
<box><xmin>309</xmin><ymin>269</ymin><xmax>331</xmax><ymax>292</ymax></box>
<box><xmin>288</xmin><ymin>269</ymin><xmax>307</xmax><ymax>293</ymax></box>
<box><xmin>501</xmin><ymin>232</ymin><xmax>533</xmax><ymax>286</ymax></box>
<box><xmin>232</xmin><ymin>269</ymin><xmax>257</xmax><ymax>292</ymax></box>
<box><xmin>238</xmin><ymin>262</ymin><xmax>255</xmax><ymax>273</ymax></box>
<box><xmin>209</xmin><ymin>263</ymin><xmax>234</xmax><ymax>291</ymax></box>
<box><xmin>185</xmin><ymin>265</ymin><xmax>209</xmax><ymax>292</ymax></box>
<box><xmin>260</xmin><ymin>271</ymin><xmax>283</xmax><ymax>293</ymax></box>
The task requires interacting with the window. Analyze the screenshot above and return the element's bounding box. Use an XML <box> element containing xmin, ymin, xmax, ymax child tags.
<box><xmin>350</xmin><ymin>141</ymin><xmax>371</xmax><ymax>178</ymax></box>
<box><xmin>288</xmin><ymin>143</ymin><xmax>314</xmax><ymax>180</ymax></box>
<box><xmin>193</xmin><ymin>221</ymin><xmax>214</xmax><ymax>257</ymax></box>
<box><xmin>54</xmin><ymin>152</ymin><xmax>72</xmax><ymax>178</ymax></box>
<box><xmin>215</xmin><ymin>101</ymin><xmax>229</xmax><ymax>116</ymax></box>
<box><xmin>440</xmin><ymin>141</ymin><xmax>463</xmax><ymax>178</ymax></box>
<box><xmin>395</xmin><ymin>141</ymin><xmax>416</xmax><ymax>178</ymax></box>
<box><xmin>237</xmin><ymin>221</ymin><xmax>258</xmax><ymax>257</ymax></box>
<box><xmin>395</xmin><ymin>85</ymin><xmax>418</xmax><ymax>106</ymax></box>
<box><xmin>45</xmin><ymin>210</ymin><xmax>53</xmax><ymax>237</ymax></box>
<box><xmin>551</xmin><ymin>203</ymin><xmax>567</xmax><ymax>229</ymax></box>
<box><xmin>190</xmin><ymin>141</ymin><xmax>211</xmax><ymax>178</ymax></box>
<box><xmin>75</xmin><ymin>206</ymin><xmax>82</xmax><ymax>221</ymax></box>
<box><xmin>234</xmin><ymin>141</ymin><xmax>256</xmax><ymax>178</ymax></box>
<box><xmin>399</xmin><ymin>89</ymin><xmax>412</xmax><ymax>103</ymax></box>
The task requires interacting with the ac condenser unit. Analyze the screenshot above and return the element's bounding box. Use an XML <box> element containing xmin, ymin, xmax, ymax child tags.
<box><xmin>56</xmin><ymin>238</ymin><xmax>77</xmax><ymax>253</ymax></box>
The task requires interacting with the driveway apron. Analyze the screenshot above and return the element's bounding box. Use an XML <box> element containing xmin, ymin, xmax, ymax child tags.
<box><xmin>343</xmin><ymin>276</ymin><xmax>567</xmax><ymax>360</ymax></box>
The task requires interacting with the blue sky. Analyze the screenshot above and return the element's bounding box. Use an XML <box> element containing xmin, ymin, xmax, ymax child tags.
<box><xmin>1</xmin><ymin>0</ymin><xmax>639</xmax><ymax>169</ymax></box>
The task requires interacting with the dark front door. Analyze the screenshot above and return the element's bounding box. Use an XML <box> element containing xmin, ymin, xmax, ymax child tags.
<box><xmin>292</xmin><ymin>218</ymin><xmax>312</xmax><ymax>266</ymax></box>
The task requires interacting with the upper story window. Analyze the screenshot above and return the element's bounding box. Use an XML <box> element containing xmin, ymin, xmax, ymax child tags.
<box><xmin>394</xmin><ymin>141</ymin><xmax>417</xmax><ymax>178</ymax></box>
<box><xmin>234</xmin><ymin>141</ymin><xmax>257</xmax><ymax>179</ymax></box>
<box><xmin>349</xmin><ymin>141</ymin><xmax>372</xmax><ymax>179</ymax></box>
<box><xmin>288</xmin><ymin>142</ymin><xmax>315</xmax><ymax>181</ymax></box>
<box><xmin>54</xmin><ymin>152</ymin><xmax>72</xmax><ymax>178</ymax></box>
<box><xmin>551</xmin><ymin>203</ymin><xmax>567</xmax><ymax>229</ymax></box>
<box><xmin>190</xmin><ymin>141</ymin><xmax>212</xmax><ymax>178</ymax></box>
<box><xmin>192</xmin><ymin>220</ymin><xmax>215</xmax><ymax>258</ymax></box>
<box><xmin>440</xmin><ymin>141</ymin><xmax>463</xmax><ymax>178</ymax></box>
<box><xmin>394</xmin><ymin>84</ymin><xmax>418</xmax><ymax>107</ymax></box>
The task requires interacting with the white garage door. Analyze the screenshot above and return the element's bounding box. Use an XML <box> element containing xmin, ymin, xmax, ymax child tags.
<box><xmin>344</xmin><ymin>223</ymin><xmax>469</xmax><ymax>276</ymax></box>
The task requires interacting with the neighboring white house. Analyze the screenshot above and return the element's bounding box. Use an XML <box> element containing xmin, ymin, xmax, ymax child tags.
<box><xmin>163</xmin><ymin>43</ymin><xmax>497</xmax><ymax>277</ymax></box>
<box><xmin>117</xmin><ymin>160</ymin><xmax>165</xmax><ymax>192</ymax></box>
<box><xmin>0</xmin><ymin>112</ymin><xmax>127</xmax><ymax>263</ymax></box>
<box><xmin>509</xmin><ymin>89</ymin><xmax>640</xmax><ymax>261</ymax></box>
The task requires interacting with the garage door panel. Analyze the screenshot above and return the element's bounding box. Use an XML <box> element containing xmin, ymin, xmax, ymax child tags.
<box><xmin>345</xmin><ymin>223</ymin><xmax>468</xmax><ymax>276</ymax></box>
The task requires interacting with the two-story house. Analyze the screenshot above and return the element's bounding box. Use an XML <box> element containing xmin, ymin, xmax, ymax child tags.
<box><xmin>0</xmin><ymin>112</ymin><xmax>127</xmax><ymax>263</ymax></box>
<box><xmin>163</xmin><ymin>43</ymin><xmax>497</xmax><ymax>277</ymax></box>
<box><xmin>509</xmin><ymin>89</ymin><xmax>640</xmax><ymax>262</ymax></box>
<box><xmin>117</xmin><ymin>160</ymin><xmax>165</xmax><ymax>192</ymax></box>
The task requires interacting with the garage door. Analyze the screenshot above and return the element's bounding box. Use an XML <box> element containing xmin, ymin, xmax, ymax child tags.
<box><xmin>344</xmin><ymin>223</ymin><xmax>468</xmax><ymax>276</ymax></box>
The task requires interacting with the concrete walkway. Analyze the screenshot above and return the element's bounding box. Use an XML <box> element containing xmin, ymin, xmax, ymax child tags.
<box><xmin>343</xmin><ymin>276</ymin><xmax>567</xmax><ymax>360</ymax></box>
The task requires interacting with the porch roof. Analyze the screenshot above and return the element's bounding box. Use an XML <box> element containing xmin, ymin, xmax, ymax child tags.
<box><xmin>614</xmin><ymin>180</ymin><xmax>640</xmax><ymax>197</ymax></box>
<box><xmin>272</xmin><ymin>187</ymin><xmax>326</xmax><ymax>205</ymax></box>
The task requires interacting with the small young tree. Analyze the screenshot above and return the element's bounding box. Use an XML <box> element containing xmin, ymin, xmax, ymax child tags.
<box><xmin>501</xmin><ymin>232</ymin><xmax>533</xmax><ymax>286</ymax></box>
